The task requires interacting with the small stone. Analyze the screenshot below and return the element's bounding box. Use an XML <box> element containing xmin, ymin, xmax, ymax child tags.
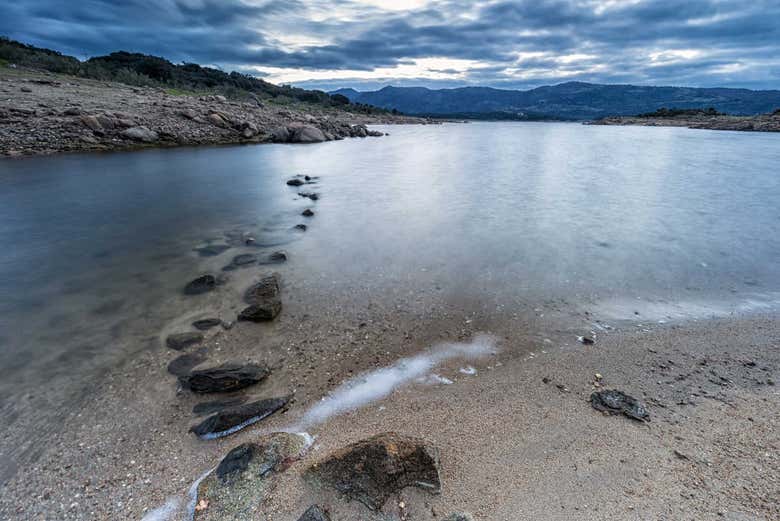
<box><xmin>294</xmin><ymin>224</ymin><xmax>307</xmax><ymax>231</ymax></box>
<box><xmin>302</xmin><ymin>209</ymin><xmax>314</xmax><ymax>217</ymax></box>
<box><xmin>286</xmin><ymin>178</ymin><xmax>305</xmax><ymax>186</ymax></box>
<box><xmin>591</xmin><ymin>389</ymin><xmax>649</xmax><ymax>421</ymax></box>
<box><xmin>192</xmin><ymin>318</ymin><xmax>222</xmax><ymax>330</ymax></box>
<box><xmin>578</xmin><ymin>336</ymin><xmax>595</xmax><ymax>345</ymax></box>
<box><xmin>266</xmin><ymin>251</ymin><xmax>287</xmax><ymax>264</ymax></box>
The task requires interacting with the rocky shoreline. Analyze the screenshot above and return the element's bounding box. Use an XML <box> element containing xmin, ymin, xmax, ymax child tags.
<box><xmin>0</xmin><ymin>67</ymin><xmax>426</xmax><ymax>158</ymax></box>
<box><xmin>591</xmin><ymin>112</ymin><xmax>780</xmax><ymax>132</ymax></box>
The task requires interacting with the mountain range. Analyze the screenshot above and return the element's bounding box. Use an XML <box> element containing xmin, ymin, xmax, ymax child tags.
<box><xmin>331</xmin><ymin>82</ymin><xmax>780</xmax><ymax>120</ymax></box>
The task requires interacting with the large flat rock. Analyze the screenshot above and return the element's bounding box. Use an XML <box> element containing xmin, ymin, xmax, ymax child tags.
<box><xmin>179</xmin><ymin>362</ymin><xmax>270</xmax><ymax>393</ymax></box>
<box><xmin>306</xmin><ymin>432</ymin><xmax>441</xmax><ymax>511</ymax></box>
<box><xmin>190</xmin><ymin>396</ymin><xmax>290</xmax><ymax>439</ymax></box>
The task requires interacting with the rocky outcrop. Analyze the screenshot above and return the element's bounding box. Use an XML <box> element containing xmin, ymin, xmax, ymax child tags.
<box><xmin>306</xmin><ymin>432</ymin><xmax>441</xmax><ymax>511</ymax></box>
<box><xmin>190</xmin><ymin>396</ymin><xmax>290</xmax><ymax>439</ymax></box>
<box><xmin>179</xmin><ymin>362</ymin><xmax>270</xmax><ymax>393</ymax></box>
<box><xmin>194</xmin><ymin>433</ymin><xmax>310</xmax><ymax>521</ymax></box>
<box><xmin>2</xmin><ymin>68</ymin><xmax>424</xmax><ymax>157</ymax></box>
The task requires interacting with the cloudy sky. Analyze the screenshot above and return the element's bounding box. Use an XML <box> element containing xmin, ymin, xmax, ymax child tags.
<box><xmin>3</xmin><ymin>0</ymin><xmax>780</xmax><ymax>91</ymax></box>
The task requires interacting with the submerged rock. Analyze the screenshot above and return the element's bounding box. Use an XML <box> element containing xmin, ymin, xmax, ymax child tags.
<box><xmin>306</xmin><ymin>432</ymin><xmax>441</xmax><ymax>511</ymax></box>
<box><xmin>590</xmin><ymin>389</ymin><xmax>649</xmax><ymax>421</ymax></box>
<box><xmin>243</xmin><ymin>274</ymin><xmax>281</xmax><ymax>303</ymax></box>
<box><xmin>298</xmin><ymin>192</ymin><xmax>319</xmax><ymax>201</ymax></box>
<box><xmin>287</xmin><ymin>178</ymin><xmax>305</xmax><ymax>186</ymax></box>
<box><xmin>266</xmin><ymin>251</ymin><xmax>287</xmax><ymax>264</ymax></box>
<box><xmin>297</xmin><ymin>505</ymin><xmax>330</xmax><ymax>521</ymax></box>
<box><xmin>166</xmin><ymin>331</ymin><xmax>204</xmax><ymax>351</ymax></box>
<box><xmin>190</xmin><ymin>396</ymin><xmax>290</xmax><ymax>439</ymax></box>
<box><xmin>294</xmin><ymin>224</ymin><xmax>307</xmax><ymax>231</ymax></box>
<box><xmin>184</xmin><ymin>274</ymin><xmax>217</xmax><ymax>295</ymax></box>
<box><xmin>195</xmin><ymin>433</ymin><xmax>310</xmax><ymax>520</ymax></box>
<box><xmin>232</xmin><ymin>253</ymin><xmax>257</xmax><ymax>266</ymax></box>
<box><xmin>180</xmin><ymin>362</ymin><xmax>270</xmax><ymax>393</ymax></box>
<box><xmin>195</xmin><ymin>244</ymin><xmax>231</xmax><ymax>257</ymax></box>
<box><xmin>193</xmin><ymin>318</ymin><xmax>222</xmax><ymax>330</ymax></box>
<box><xmin>238</xmin><ymin>302</ymin><xmax>282</xmax><ymax>322</ymax></box>
<box><xmin>167</xmin><ymin>350</ymin><xmax>208</xmax><ymax>376</ymax></box>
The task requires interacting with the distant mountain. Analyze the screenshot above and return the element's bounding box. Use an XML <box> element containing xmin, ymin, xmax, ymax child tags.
<box><xmin>330</xmin><ymin>82</ymin><xmax>780</xmax><ymax>120</ymax></box>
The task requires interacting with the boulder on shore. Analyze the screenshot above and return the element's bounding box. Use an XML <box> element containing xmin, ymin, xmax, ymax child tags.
<box><xmin>194</xmin><ymin>432</ymin><xmax>310</xmax><ymax>521</ymax></box>
<box><xmin>290</xmin><ymin>125</ymin><xmax>327</xmax><ymax>143</ymax></box>
<box><xmin>121</xmin><ymin>126</ymin><xmax>159</xmax><ymax>142</ymax></box>
<box><xmin>306</xmin><ymin>432</ymin><xmax>441</xmax><ymax>511</ymax></box>
<box><xmin>180</xmin><ymin>362</ymin><xmax>270</xmax><ymax>393</ymax></box>
<box><xmin>190</xmin><ymin>396</ymin><xmax>290</xmax><ymax>439</ymax></box>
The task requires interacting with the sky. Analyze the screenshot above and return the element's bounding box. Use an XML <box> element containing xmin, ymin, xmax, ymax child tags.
<box><xmin>3</xmin><ymin>0</ymin><xmax>780</xmax><ymax>91</ymax></box>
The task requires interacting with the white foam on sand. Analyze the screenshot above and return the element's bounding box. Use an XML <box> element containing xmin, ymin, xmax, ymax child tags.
<box><xmin>287</xmin><ymin>333</ymin><xmax>497</xmax><ymax>432</ymax></box>
<box><xmin>141</xmin><ymin>333</ymin><xmax>498</xmax><ymax>520</ymax></box>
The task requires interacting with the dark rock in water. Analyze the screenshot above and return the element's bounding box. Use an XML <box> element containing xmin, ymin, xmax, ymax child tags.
<box><xmin>298</xmin><ymin>192</ymin><xmax>319</xmax><ymax>201</ymax></box>
<box><xmin>239</xmin><ymin>274</ymin><xmax>282</xmax><ymax>321</ymax></box>
<box><xmin>184</xmin><ymin>274</ymin><xmax>217</xmax><ymax>295</ymax></box>
<box><xmin>578</xmin><ymin>336</ymin><xmax>595</xmax><ymax>345</ymax></box>
<box><xmin>306</xmin><ymin>432</ymin><xmax>441</xmax><ymax>511</ymax></box>
<box><xmin>244</xmin><ymin>275</ymin><xmax>281</xmax><ymax>304</ymax></box>
<box><xmin>590</xmin><ymin>389</ymin><xmax>649</xmax><ymax>421</ymax></box>
<box><xmin>193</xmin><ymin>396</ymin><xmax>248</xmax><ymax>416</ymax></box>
<box><xmin>287</xmin><ymin>178</ymin><xmax>305</xmax><ymax>186</ymax></box>
<box><xmin>301</xmin><ymin>209</ymin><xmax>314</xmax><ymax>217</ymax></box>
<box><xmin>238</xmin><ymin>302</ymin><xmax>282</xmax><ymax>322</ymax></box>
<box><xmin>294</xmin><ymin>224</ymin><xmax>307</xmax><ymax>231</ymax></box>
<box><xmin>192</xmin><ymin>318</ymin><xmax>222</xmax><ymax>330</ymax></box>
<box><xmin>232</xmin><ymin>253</ymin><xmax>258</xmax><ymax>266</ymax></box>
<box><xmin>167</xmin><ymin>350</ymin><xmax>208</xmax><ymax>376</ymax></box>
<box><xmin>297</xmin><ymin>505</ymin><xmax>330</xmax><ymax>521</ymax></box>
<box><xmin>196</xmin><ymin>433</ymin><xmax>310</xmax><ymax>520</ymax></box>
<box><xmin>195</xmin><ymin>244</ymin><xmax>230</xmax><ymax>257</ymax></box>
<box><xmin>244</xmin><ymin>237</ymin><xmax>255</xmax><ymax>245</ymax></box>
<box><xmin>180</xmin><ymin>362</ymin><xmax>270</xmax><ymax>393</ymax></box>
<box><xmin>304</xmin><ymin>175</ymin><xmax>311</xmax><ymax>181</ymax></box>
<box><xmin>190</xmin><ymin>396</ymin><xmax>290</xmax><ymax>439</ymax></box>
<box><xmin>166</xmin><ymin>331</ymin><xmax>204</xmax><ymax>350</ymax></box>
<box><xmin>267</xmin><ymin>251</ymin><xmax>287</xmax><ymax>263</ymax></box>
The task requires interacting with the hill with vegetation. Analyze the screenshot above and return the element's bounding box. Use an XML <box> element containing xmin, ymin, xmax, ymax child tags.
<box><xmin>0</xmin><ymin>36</ymin><xmax>380</xmax><ymax>114</ymax></box>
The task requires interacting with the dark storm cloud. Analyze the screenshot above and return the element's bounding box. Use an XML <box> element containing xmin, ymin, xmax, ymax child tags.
<box><xmin>2</xmin><ymin>0</ymin><xmax>779</xmax><ymax>89</ymax></box>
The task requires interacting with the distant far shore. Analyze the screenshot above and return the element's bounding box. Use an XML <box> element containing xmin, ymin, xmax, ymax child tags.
<box><xmin>0</xmin><ymin>68</ymin><xmax>427</xmax><ymax>158</ymax></box>
<box><xmin>590</xmin><ymin>111</ymin><xmax>780</xmax><ymax>132</ymax></box>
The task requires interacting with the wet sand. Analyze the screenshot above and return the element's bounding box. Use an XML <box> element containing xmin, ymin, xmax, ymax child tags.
<box><xmin>0</xmin><ymin>274</ymin><xmax>777</xmax><ymax>520</ymax></box>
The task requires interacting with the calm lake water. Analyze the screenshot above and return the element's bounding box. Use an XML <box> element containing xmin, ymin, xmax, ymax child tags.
<box><xmin>1</xmin><ymin>122</ymin><xmax>779</xmax><ymax>479</ymax></box>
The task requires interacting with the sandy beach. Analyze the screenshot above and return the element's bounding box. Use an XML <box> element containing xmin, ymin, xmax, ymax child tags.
<box><xmin>0</xmin><ymin>266</ymin><xmax>776</xmax><ymax>521</ymax></box>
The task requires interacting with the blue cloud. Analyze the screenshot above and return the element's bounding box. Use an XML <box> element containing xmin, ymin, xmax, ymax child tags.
<box><xmin>1</xmin><ymin>0</ymin><xmax>778</xmax><ymax>89</ymax></box>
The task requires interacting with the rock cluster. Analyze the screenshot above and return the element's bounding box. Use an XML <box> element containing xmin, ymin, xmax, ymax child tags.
<box><xmin>1</xmin><ymin>68</ymin><xmax>424</xmax><ymax>157</ymax></box>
